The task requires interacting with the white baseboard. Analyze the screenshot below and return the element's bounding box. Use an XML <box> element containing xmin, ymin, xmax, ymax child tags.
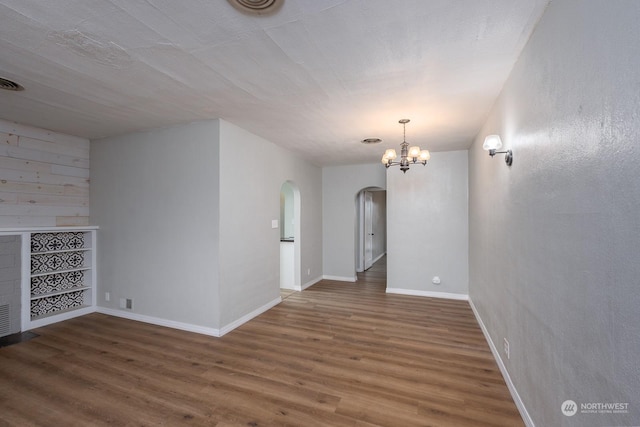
<box><xmin>27</xmin><ymin>306</ymin><xmax>96</xmax><ymax>330</ymax></box>
<box><xmin>281</xmin><ymin>276</ymin><xmax>324</xmax><ymax>291</ymax></box>
<box><xmin>301</xmin><ymin>275</ymin><xmax>323</xmax><ymax>290</ymax></box>
<box><xmin>218</xmin><ymin>296</ymin><xmax>281</xmax><ymax>337</ymax></box>
<box><xmin>371</xmin><ymin>251</ymin><xmax>386</xmax><ymax>264</ymax></box>
<box><xmin>96</xmin><ymin>307</ymin><xmax>221</xmax><ymax>337</ymax></box>
<box><xmin>322</xmin><ymin>275</ymin><xmax>357</xmax><ymax>282</ymax></box>
<box><xmin>385</xmin><ymin>288</ymin><xmax>469</xmax><ymax>300</ymax></box>
<box><xmin>98</xmin><ymin>296</ymin><xmax>283</xmax><ymax>338</ymax></box>
<box><xmin>97</xmin><ymin>296</ymin><xmax>282</xmax><ymax>338</ymax></box>
<box><xmin>468</xmin><ymin>298</ymin><xmax>534</xmax><ymax>427</ymax></box>
<box><xmin>357</xmin><ymin>252</ymin><xmax>387</xmax><ymax>273</ymax></box>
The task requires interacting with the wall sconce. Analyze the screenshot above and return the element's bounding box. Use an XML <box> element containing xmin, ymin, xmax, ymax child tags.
<box><xmin>483</xmin><ymin>135</ymin><xmax>513</xmax><ymax>166</ymax></box>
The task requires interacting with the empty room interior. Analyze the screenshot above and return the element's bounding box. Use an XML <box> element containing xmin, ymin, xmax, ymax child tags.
<box><xmin>0</xmin><ymin>1</ymin><xmax>638</xmax><ymax>426</ymax></box>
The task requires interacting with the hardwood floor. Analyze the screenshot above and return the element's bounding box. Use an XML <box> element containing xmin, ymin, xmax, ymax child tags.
<box><xmin>0</xmin><ymin>257</ymin><xmax>523</xmax><ymax>426</ymax></box>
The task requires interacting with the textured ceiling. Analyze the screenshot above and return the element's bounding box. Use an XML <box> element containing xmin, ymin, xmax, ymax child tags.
<box><xmin>0</xmin><ymin>0</ymin><xmax>549</xmax><ymax>166</ymax></box>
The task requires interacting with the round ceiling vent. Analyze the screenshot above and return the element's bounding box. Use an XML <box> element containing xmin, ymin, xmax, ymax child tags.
<box><xmin>227</xmin><ymin>0</ymin><xmax>284</xmax><ymax>15</ymax></box>
<box><xmin>0</xmin><ymin>77</ymin><xmax>24</xmax><ymax>91</ymax></box>
<box><xmin>361</xmin><ymin>138</ymin><xmax>382</xmax><ymax>145</ymax></box>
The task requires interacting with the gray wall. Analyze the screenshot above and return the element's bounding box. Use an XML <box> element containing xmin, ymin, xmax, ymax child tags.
<box><xmin>91</xmin><ymin>119</ymin><xmax>323</xmax><ymax>332</ymax></box>
<box><xmin>322</xmin><ymin>163</ymin><xmax>386</xmax><ymax>280</ymax></box>
<box><xmin>469</xmin><ymin>1</ymin><xmax>640</xmax><ymax>426</ymax></box>
<box><xmin>218</xmin><ymin>120</ymin><xmax>322</xmax><ymax>326</ymax></box>
<box><xmin>91</xmin><ymin>121</ymin><xmax>221</xmax><ymax>328</ymax></box>
<box><xmin>387</xmin><ymin>151</ymin><xmax>468</xmax><ymax>296</ymax></box>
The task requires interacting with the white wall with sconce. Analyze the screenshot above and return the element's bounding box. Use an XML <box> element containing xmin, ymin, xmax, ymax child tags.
<box><xmin>468</xmin><ymin>1</ymin><xmax>640</xmax><ymax>426</ymax></box>
<box><xmin>386</xmin><ymin>150</ymin><xmax>468</xmax><ymax>298</ymax></box>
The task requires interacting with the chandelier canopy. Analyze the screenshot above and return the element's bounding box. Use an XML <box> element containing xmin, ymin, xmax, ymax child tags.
<box><xmin>381</xmin><ymin>119</ymin><xmax>430</xmax><ymax>173</ymax></box>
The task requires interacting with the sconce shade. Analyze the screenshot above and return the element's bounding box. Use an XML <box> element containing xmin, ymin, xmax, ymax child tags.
<box><xmin>483</xmin><ymin>134</ymin><xmax>512</xmax><ymax>166</ymax></box>
<box><xmin>483</xmin><ymin>134</ymin><xmax>503</xmax><ymax>151</ymax></box>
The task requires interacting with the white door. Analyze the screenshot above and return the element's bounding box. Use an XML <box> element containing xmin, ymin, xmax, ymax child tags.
<box><xmin>364</xmin><ymin>191</ymin><xmax>374</xmax><ymax>270</ymax></box>
<box><xmin>0</xmin><ymin>235</ymin><xmax>21</xmax><ymax>337</ymax></box>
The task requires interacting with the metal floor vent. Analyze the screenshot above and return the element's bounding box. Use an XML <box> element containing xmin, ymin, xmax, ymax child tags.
<box><xmin>227</xmin><ymin>0</ymin><xmax>283</xmax><ymax>15</ymax></box>
<box><xmin>0</xmin><ymin>305</ymin><xmax>9</xmax><ymax>336</ymax></box>
<box><xmin>0</xmin><ymin>77</ymin><xmax>24</xmax><ymax>91</ymax></box>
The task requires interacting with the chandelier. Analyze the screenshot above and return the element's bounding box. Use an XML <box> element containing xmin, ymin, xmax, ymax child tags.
<box><xmin>381</xmin><ymin>119</ymin><xmax>430</xmax><ymax>173</ymax></box>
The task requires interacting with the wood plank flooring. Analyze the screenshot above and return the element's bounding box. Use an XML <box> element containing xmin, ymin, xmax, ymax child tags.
<box><xmin>0</xmin><ymin>257</ymin><xmax>523</xmax><ymax>426</ymax></box>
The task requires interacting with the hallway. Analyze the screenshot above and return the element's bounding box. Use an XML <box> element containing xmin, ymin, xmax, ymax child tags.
<box><xmin>357</xmin><ymin>254</ymin><xmax>387</xmax><ymax>286</ymax></box>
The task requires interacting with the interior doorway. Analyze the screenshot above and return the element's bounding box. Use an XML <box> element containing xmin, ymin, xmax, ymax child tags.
<box><xmin>279</xmin><ymin>181</ymin><xmax>301</xmax><ymax>290</ymax></box>
<box><xmin>363</xmin><ymin>191</ymin><xmax>374</xmax><ymax>270</ymax></box>
<box><xmin>355</xmin><ymin>188</ymin><xmax>387</xmax><ymax>273</ymax></box>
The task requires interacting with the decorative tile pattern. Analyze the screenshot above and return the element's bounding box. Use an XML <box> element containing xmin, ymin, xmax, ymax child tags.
<box><xmin>31</xmin><ymin>270</ymin><xmax>85</xmax><ymax>296</ymax></box>
<box><xmin>30</xmin><ymin>291</ymin><xmax>84</xmax><ymax>318</ymax></box>
<box><xmin>31</xmin><ymin>232</ymin><xmax>85</xmax><ymax>253</ymax></box>
<box><xmin>31</xmin><ymin>251</ymin><xmax>85</xmax><ymax>274</ymax></box>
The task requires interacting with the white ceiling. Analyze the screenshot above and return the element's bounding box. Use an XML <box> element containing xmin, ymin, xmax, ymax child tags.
<box><xmin>0</xmin><ymin>0</ymin><xmax>549</xmax><ymax>166</ymax></box>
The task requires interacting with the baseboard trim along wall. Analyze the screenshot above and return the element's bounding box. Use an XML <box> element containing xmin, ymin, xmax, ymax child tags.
<box><xmin>218</xmin><ymin>296</ymin><xmax>281</xmax><ymax>336</ymax></box>
<box><xmin>322</xmin><ymin>275</ymin><xmax>357</xmax><ymax>282</ymax></box>
<box><xmin>371</xmin><ymin>252</ymin><xmax>386</xmax><ymax>265</ymax></box>
<box><xmin>468</xmin><ymin>298</ymin><xmax>534</xmax><ymax>427</ymax></box>
<box><xmin>97</xmin><ymin>296</ymin><xmax>283</xmax><ymax>338</ymax></box>
<box><xmin>301</xmin><ymin>276</ymin><xmax>323</xmax><ymax>290</ymax></box>
<box><xmin>96</xmin><ymin>307</ymin><xmax>221</xmax><ymax>337</ymax></box>
<box><xmin>282</xmin><ymin>276</ymin><xmax>323</xmax><ymax>292</ymax></box>
<box><xmin>385</xmin><ymin>288</ymin><xmax>469</xmax><ymax>301</ymax></box>
<box><xmin>28</xmin><ymin>306</ymin><xmax>97</xmax><ymax>330</ymax></box>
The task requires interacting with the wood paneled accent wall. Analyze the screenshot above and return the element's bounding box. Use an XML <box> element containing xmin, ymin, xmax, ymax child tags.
<box><xmin>0</xmin><ymin>120</ymin><xmax>89</xmax><ymax>227</ymax></box>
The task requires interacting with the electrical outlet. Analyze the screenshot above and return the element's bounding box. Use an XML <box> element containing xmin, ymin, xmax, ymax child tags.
<box><xmin>307</xmin><ymin>268</ymin><xmax>311</xmax><ymax>276</ymax></box>
<box><xmin>105</xmin><ymin>292</ymin><xmax>110</xmax><ymax>302</ymax></box>
<box><xmin>504</xmin><ymin>338</ymin><xmax>510</xmax><ymax>359</ymax></box>
<box><xmin>126</xmin><ymin>299</ymin><xmax>133</xmax><ymax>310</ymax></box>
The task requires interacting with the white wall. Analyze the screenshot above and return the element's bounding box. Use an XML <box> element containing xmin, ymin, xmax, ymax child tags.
<box><xmin>387</xmin><ymin>151</ymin><xmax>468</xmax><ymax>297</ymax></box>
<box><xmin>322</xmin><ymin>164</ymin><xmax>386</xmax><ymax>281</ymax></box>
<box><xmin>469</xmin><ymin>1</ymin><xmax>640</xmax><ymax>426</ymax></box>
<box><xmin>218</xmin><ymin>120</ymin><xmax>322</xmax><ymax>327</ymax></box>
<box><xmin>91</xmin><ymin>121</ymin><xmax>221</xmax><ymax>328</ymax></box>
<box><xmin>0</xmin><ymin>119</ymin><xmax>90</xmax><ymax>227</ymax></box>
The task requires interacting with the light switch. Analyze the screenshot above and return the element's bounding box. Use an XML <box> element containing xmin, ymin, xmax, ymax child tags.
<box><xmin>272</xmin><ymin>219</ymin><xmax>279</xmax><ymax>229</ymax></box>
